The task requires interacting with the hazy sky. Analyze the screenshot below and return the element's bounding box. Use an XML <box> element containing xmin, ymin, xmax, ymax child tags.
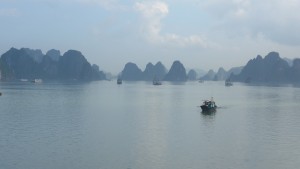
<box><xmin>1</xmin><ymin>0</ymin><xmax>300</xmax><ymax>73</ymax></box>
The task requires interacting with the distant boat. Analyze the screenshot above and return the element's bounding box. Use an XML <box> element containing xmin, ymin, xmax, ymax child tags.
<box><xmin>20</xmin><ymin>79</ymin><xmax>28</xmax><ymax>82</ymax></box>
<box><xmin>31</xmin><ymin>79</ymin><xmax>43</xmax><ymax>83</ymax></box>
<box><xmin>153</xmin><ymin>81</ymin><xmax>162</xmax><ymax>85</ymax></box>
<box><xmin>200</xmin><ymin>98</ymin><xmax>217</xmax><ymax>112</ymax></box>
<box><xmin>117</xmin><ymin>78</ymin><xmax>122</xmax><ymax>85</ymax></box>
<box><xmin>225</xmin><ymin>79</ymin><xmax>233</xmax><ymax>86</ymax></box>
<box><xmin>0</xmin><ymin>92</ymin><xmax>2</xmax><ymax>96</ymax></box>
<box><xmin>153</xmin><ymin>77</ymin><xmax>162</xmax><ymax>85</ymax></box>
<box><xmin>198</xmin><ymin>80</ymin><xmax>204</xmax><ymax>83</ymax></box>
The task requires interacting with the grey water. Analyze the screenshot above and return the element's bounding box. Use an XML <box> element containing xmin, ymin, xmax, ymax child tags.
<box><xmin>1</xmin><ymin>81</ymin><xmax>300</xmax><ymax>169</ymax></box>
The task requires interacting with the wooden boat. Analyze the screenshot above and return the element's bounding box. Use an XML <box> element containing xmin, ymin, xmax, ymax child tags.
<box><xmin>117</xmin><ymin>78</ymin><xmax>122</xmax><ymax>85</ymax></box>
<box><xmin>225</xmin><ymin>79</ymin><xmax>233</xmax><ymax>86</ymax></box>
<box><xmin>153</xmin><ymin>77</ymin><xmax>162</xmax><ymax>85</ymax></box>
<box><xmin>31</xmin><ymin>79</ymin><xmax>43</xmax><ymax>83</ymax></box>
<box><xmin>200</xmin><ymin>98</ymin><xmax>217</xmax><ymax>112</ymax></box>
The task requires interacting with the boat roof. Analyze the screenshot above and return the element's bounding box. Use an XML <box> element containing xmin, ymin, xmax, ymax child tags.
<box><xmin>203</xmin><ymin>100</ymin><xmax>215</xmax><ymax>103</ymax></box>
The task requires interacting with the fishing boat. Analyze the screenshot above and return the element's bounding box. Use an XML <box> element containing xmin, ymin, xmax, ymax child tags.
<box><xmin>225</xmin><ymin>79</ymin><xmax>233</xmax><ymax>86</ymax></box>
<box><xmin>200</xmin><ymin>98</ymin><xmax>217</xmax><ymax>112</ymax></box>
<box><xmin>20</xmin><ymin>79</ymin><xmax>29</xmax><ymax>82</ymax></box>
<box><xmin>31</xmin><ymin>79</ymin><xmax>43</xmax><ymax>83</ymax></box>
<box><xmin>117</xmin><ymin>78</ymin><xmax>122</xmax><ymax>85</ymax></box>
<box><xmin>153</xmin><ymin>80</ymin><xmax>162</xmax><ymax>85</ymax></box>
<box><xmin>153</xmin><ymin>77</ymin><xmax>162</xmax><ymax>85</ymax></box>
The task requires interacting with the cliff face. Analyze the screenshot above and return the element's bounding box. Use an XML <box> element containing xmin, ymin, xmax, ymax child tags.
<box><xmin>121</xmin><ymin>62</ymin><xmax>143</xmax><ymax>81</ymax></box>
<box><xmin>199</xmin><ymin>66</ymin><xmax>243</xmax><ymax>81</ymax></box>
<box><xmin>227</xmin><ymin>66</ymin><xmax>243</xmax><ymax>78</ymax></box>
<box><xmin>188</xmin><ymin>69</ymin><xmax>197</xmax><ymax>81</ymax></box>
<box><xmin>0</xmin><ymin>47</ymin><xmax>106</xmax><ymax>81</ymax></box>
<box><xmin>164</xmin><ymin>61</ymin><xmax>187</xmax><ymax>82</ymax></box>
<box><xmin>291</xmin><ymin>59</ymin><xmax>300</xmax><ymax>82</ymax></box>
<box><xmin>230</xmin><ymin>52</ymin><xmax>290</xmax><ymax>83</ymax></box>
<box><xmin>40</xmin><ymin>54</ymin><xmax>59</xmax><ymax>79</ymax></box>
<box><xmin>58</xmin><ymin>50</ymin><xmax>96</xmax><ymax>80</ymax></box>
<box><xmin>0</xmin><ymin>48</ymin><xmax>42</xmax><ymax>79</ymax></box>
<box><xmin>143</xmin><ymin>62</ymin><xmax>167</xmax><ymax>81</ymax></box>
<box><xmin>143</xmin><ymin>62</ymin><xmax>155</xmax><ymax>81</ymax></box>
<box><xmin>46</xmin><ymin>49</ymin><xmax>60</xmax><ymax>62</ymax></box>
<box><xmin>22</xmin><ymin>48</ymin><xmax>44</xmax><ymax>63</ymax></box>
<box><xmin>213</xmin><ymin>67</ymin><xmax>227</xmax><ymax>81</ymax></box>
<box><xmin>200</xmin><ymin>69</ymin><xmax>215</xmax><ymax>81</ymax></box>
<box><xmin>154</xmin><ymin>62</ymin><xmax>168</xmax><ymax>80</ymax></box>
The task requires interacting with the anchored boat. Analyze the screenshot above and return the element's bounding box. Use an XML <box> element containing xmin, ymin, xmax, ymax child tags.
<box><xmin>200</xmin><ymin>98</ymin><xmax>217</xmax><ymax>112</ymax></box>
<box><xmin>117</xmin><ymin>78</ymin><xmax>122</xmax><ymax>85</ymax></box>
<box><xmin>153</xmin><ymin>76</ymin><xmax>162</xmax><ymax>85</ymax></box>
<box><xmin>31</xmin><ymin>79</ymin><xmax>43</xmax><ymax>83</ymax></box>
<box><xmin>225</xmin><ymin>81</ymin><xmax>233</xmax><ymax>86</ymax></box>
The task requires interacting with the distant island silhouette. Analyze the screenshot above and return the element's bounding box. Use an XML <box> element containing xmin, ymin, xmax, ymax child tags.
<box><xmin>1</xmin><ymin>48</ymin><xmax>300</xmax><ymax>84</ymax></box>
<box><xmin>119</xmin><ymin>51</ymin><xmax>300</xmax><ymax>84</ymax></box>
<box><xmin>0</xmin><ymin>48</ymin><xmax>105</xmax><ymax>81</ymax></box>
<box><xmin>120</xmin><ymin>60</ymin><xmax>187</xmax><ymax>82</ymax></box>
<box><xmin>230</xmin><ymin>52</ymin><xmax>299</xmax><ymax>83</ymax></box>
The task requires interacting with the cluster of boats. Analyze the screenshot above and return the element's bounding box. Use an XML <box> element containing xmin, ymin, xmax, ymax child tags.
<box><xmin>116</xmin><ymin>77</ymin><xmax>162</xmax><ymax>86</ymax></box>
<box><xmin>20</xmin><ymin>79</ymin><xmax>43</xmax><ymax>83</ymax></box>
<box><xmin>199</xmin><ymin>80</ymin><xmax>233</xmax><ymax>86</ymax></box>
<box><xmin>2</xmin><ymin>76</ymin><xmax>219</xmax><ymax>111</ymax></box>
<box><xmin>117</xmin><ymin>77</ymin><xmax>225</xmax><ymax>112</ymax></box>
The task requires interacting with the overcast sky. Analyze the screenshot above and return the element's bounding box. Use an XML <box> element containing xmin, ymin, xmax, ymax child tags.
<box><xmin>1</xmin><ymin>0</ymin><xmax>300</xmax><ymax>73</ymax></box>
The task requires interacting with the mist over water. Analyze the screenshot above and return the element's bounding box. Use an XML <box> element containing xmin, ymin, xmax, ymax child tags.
<box><xmin>1</xmin><ymin>81</ymin><xmax>300</xmax><ymax>169</ymax></box>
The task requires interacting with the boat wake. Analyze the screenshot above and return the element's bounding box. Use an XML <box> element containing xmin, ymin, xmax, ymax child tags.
<box><xmin>215</xmin><ymin>106</ymin><xmax>228</xmax><ymax>109</ymax></box>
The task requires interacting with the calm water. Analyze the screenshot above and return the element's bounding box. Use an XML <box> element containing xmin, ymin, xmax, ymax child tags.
<box><xmin>1</xmin><ymin>81</ymin><xmax>300</xmax><ymax>169</ymax></box>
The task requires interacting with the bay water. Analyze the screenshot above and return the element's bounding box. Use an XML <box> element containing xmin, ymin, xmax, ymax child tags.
<box><xmin>1</xmin><ymin>81</ymin><xmax>300</xmax><ymax>169</ymax></box>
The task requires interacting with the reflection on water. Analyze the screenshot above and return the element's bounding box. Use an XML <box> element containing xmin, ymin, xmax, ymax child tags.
<box><xmin>199</xmin><ymin>109</ymin><xmax>217</xmax><ymax>129</ymax></box>
<box><xmin>201</xmin><ymin>110</ymin><xmax>216</xmax><ymax>117</ymax></box>
<box><xmin>1</xmin><ymin>81</ymin><xmax>300</xmax><ymax>169</ymax></box>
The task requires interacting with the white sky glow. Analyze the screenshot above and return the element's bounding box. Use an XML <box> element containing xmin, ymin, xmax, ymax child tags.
<box><xmin>1</xmin><ymin>0</ymin><xmax>300</xmax><ymax>73</ymax></box>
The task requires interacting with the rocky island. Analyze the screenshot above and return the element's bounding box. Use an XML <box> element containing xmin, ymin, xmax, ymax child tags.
<box><xmin>0</xmin><ymin>47</ymin><xmax>106</xmax><ymax>81</ymax></box>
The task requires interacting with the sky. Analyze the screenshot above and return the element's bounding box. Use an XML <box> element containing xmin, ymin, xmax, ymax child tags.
<box><xmin>1</xmin><ymin>0</ymin><xmax>300</xmax><ymax>74</ymax></box>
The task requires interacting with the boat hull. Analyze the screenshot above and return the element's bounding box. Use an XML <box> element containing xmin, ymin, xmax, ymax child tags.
<box><xmin>200</xmin><ymin>105</ymin><xmax>216</xmax><ymax>112</ymax></box>
<box><xmin>117</xmin><ymin>79</ymin><xmax>122</xmax><ymax>84</ymax></box>
<box><xmin>153</xmin><ymin>82</ymin><xmax>162</xmax><ymax>85</ymax></box>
